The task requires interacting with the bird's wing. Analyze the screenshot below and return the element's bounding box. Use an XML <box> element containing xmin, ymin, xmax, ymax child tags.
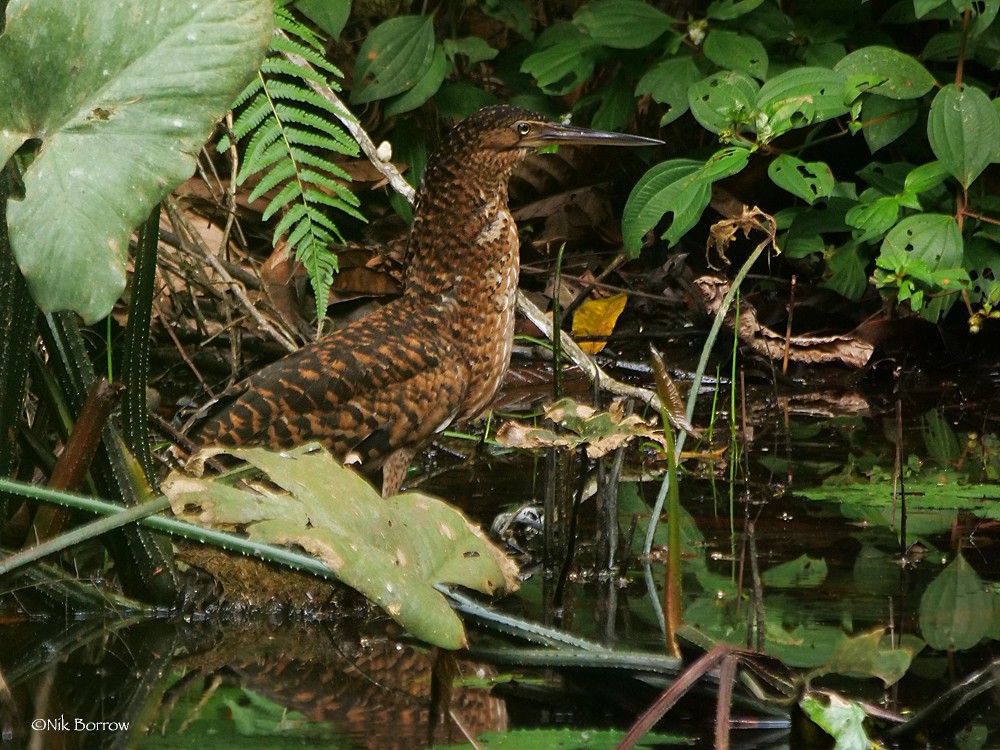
<box><xmin>197</xmin><ymin>301</ymin><xmax>468</xmax><ymax>467</ymax></box>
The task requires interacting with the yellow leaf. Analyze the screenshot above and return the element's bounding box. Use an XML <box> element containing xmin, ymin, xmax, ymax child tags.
<box><xmin>571</xmin><ymin>293</ymin><xmax>627</xmax><ymax>354</ymax></box>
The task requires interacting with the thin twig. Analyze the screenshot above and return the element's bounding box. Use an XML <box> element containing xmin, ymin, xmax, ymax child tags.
<box><xmin>165</xmin><ymin>200</ymin><xmax>299</xmax><ymax>353</ymax></box>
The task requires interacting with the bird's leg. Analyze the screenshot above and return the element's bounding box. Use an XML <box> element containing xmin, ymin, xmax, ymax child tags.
<box><xmin>381</xmin><ymin>446</ymin><xmax>418</xmax><ymax>497</ymax></box>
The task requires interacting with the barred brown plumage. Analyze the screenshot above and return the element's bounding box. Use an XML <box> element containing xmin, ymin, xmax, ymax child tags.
<box><xmin>197</xmin><ymin>105</ymin><xmax>661</xmax><ymax>495</ymax></box>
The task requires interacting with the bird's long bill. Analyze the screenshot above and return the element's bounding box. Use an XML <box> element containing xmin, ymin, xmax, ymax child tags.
<box><xmin>525</xmin><ymin>121</ymin><xmax>663</xmax><ymax>148</ymax></box>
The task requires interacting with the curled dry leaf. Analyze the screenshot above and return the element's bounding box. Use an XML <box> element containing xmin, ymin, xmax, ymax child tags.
<box><xmin>695</xmin><ymin>276</ymin><xmax>875</xmax><ymax>369</ymax></box>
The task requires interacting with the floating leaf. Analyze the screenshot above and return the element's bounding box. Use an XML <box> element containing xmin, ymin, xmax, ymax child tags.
<box><xmin>761</xmin><ymin>554</ymin><xmax>828</xmax><ymax>588</ymax></box>
<box><xmin>1</xmin><ymin>0</ymin><xmax>272</xmax><ymax>323</ymax></box>
<box><xmin>165</xmin><ymin>445</ymin><xmax>519</xmax><ymax>649</ymax></box>
<box><xmin>927</xmin><ymin>83</ymin><xmax>1000</xmax><ymax>188</ymax></box>
<box><xmin>807</xmin><ymin>629</ymin><xmax>918</xmax><ymax>687</ymax></box>
<box><xmin>572</xmin><ymin>293</ymin><xmax>627</xmax><ymax>354</ymax></box>
<box><xmin>919</xmin><ymin>553</ymin><xmax>994</xmax><ymax>651</ymax></box>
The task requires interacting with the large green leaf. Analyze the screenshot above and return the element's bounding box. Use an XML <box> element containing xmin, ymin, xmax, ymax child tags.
<box><xmin>928</xmin><ymin>83</ymin><xmax>1000</xmax><ymax>189</ymax></box>
<box><xmin>635</xmin><ymin>56</ymin><xmax>703</xmax><ymax>126</ymax></box>
<box><xmin>755</xmin><ymin>67</ymin><xmax>849</xmax><ymax>142</ymax></box>
<box><xmin>688</xmin><ymin>70</ymin><xmax>759</xmax><ymax>135</ymax></box>
<box><xmin>351</xmin><ymin>15</ymin><xmax>436</xmax><ymax>103</ymax></box>
<box><xmin>622</xmin><ymin>147</ymin><xmax>749</xmax><ymax>255</ymax></box>
<box><xmin>166</xmin><ymin>445</ymin><xmax>519</xmax><ymax>649</ymax></box>
<box><xmin>0</xmin><ymin>0</ymin><xmax>272</xmax><ymax>323</ymax></box>
<box><xmin>860</xmin><ymin>95</ymin><xmax>919</xmax><ymax>153</ymax></box>
<box><xmin>573</xmin><ymin>0</ymin><xmax>674</xmax><ymax>49</ymax></box>
<box><xmin>768</xmin><ymin>154</ymin><xmax>834</xmax><ymax>205</ymax></box>
<box><xmin>919</xmin><ymin>554</ymin><xmax>994</xmax><ymax>651</ymax></box>
<box><xmin>521</xmin><ymin>22</ymin><xmax>601</xmax><ymax>95</ymax></box>
<box><xmin>703</xmin><ymin>30</ymin><xmax>768</xmax><ymax>79</ymax></box>
<box><xmin>835</xmin><ymin>45</ymin><xmax>936</xmax><ymax>100</ymax></box>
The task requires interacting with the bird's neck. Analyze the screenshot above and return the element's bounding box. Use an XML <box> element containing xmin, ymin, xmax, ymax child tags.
<box><xmin>403</xmin><ymin>162</ymin><xmax>519</xmax><ymax>301</ymax></box>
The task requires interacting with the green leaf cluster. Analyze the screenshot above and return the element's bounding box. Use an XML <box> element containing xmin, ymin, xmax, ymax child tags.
<box><xmin>223</xmin><ymin>3</ymin><xmax>364</xmax><ymax>326</ymax></box>
<box><xmin>611</xmin><ymin>0</ymin><xmax>1000</xmax><ymax>325</ymax></box>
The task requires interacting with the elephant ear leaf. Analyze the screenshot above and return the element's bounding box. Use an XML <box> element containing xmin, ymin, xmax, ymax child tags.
<box><xmin>0</xmin><ymin>0</ymin><xmax>273</xmax><ymax>323</ymax></box>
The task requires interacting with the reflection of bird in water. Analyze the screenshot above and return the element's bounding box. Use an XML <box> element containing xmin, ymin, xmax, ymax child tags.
<box><xmin>199</xmin><ymin>106</ymin><xmax>661</xmax><ymax>495</ymax></box>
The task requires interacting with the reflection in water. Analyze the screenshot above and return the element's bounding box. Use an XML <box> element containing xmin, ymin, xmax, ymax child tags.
<box><xmin>0</xmin><ymin>615</ymin><xmax>506</xmax><ymax>749</ymax></box>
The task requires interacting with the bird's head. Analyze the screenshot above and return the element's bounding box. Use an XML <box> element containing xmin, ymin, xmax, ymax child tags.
<box><xmin>454</xmin><ymin>104</ymin><xmax>663</xmax><ymax>154</ymax></box>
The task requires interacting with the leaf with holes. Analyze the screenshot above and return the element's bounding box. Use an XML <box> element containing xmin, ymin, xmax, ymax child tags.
<box><xmin>755</xmin><ymin>68</ymin><xmax>849</xmax><ymax>143</ymax></box>
<box><xmin>166</xmin><ymin>445</ymin><xmax>519</xmax><ymax>649</ymax></box>
<box><xmin>0</xmin><ymin>0</ymin><xmax>272</xmax><ymax>324</ymax></box>
<box><xmin>768</xmin><ymin>155</ymin><xmax>834</xmax><ymax>205</ymax></box>
<box><xmin>704</xmin><ymin>30</ymin><xmax>768</xmax><ymax>80</ymax></box>
<box><xmin>688</xmin><ymin>70</ymin><xmax>759</xmax><ymax>135</ymax></box>
<box><xmin>835</xmin><ymin>45</ymin><xmax>936</xmax><ymax>101</ymax></box>
<box><xmin>623</xmin><ymin>147</ymin><xmax>750</xmax><ymax>255</ymax></box>
<box><xmin>875</xmin><ymin>214</ymin><xmax>969</xmax><ymax>320</ymax></box>
<box><xmin>928</xmin><ymin>83</ymin><xmax>1000</xmax><ymax>189</ymax></box>
<box><xmin>636</xmin><ymin>56</ymin><xmax>703</xmax><ymax>126</ymax></box>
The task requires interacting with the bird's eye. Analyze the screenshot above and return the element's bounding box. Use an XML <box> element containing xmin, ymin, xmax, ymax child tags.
<box><xmin>515</xmin><ymin>122</ymin><xmax>531</xmax><ymax>136</ymax></box>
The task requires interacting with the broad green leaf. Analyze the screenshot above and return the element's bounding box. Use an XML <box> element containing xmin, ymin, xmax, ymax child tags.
<box><xmin>808</xmin><ymin>628</ymin><xmax>918</xmax><ymax>687</ymax></box>
<box><xmin>706</xmin><ymin>0</ymin><xmax>766</xmax><ymax>19</ymax></box>
<box><xmin>879</xmin><ymin>213</ymin><xmax>964</xmax><ymax>270</ymax></box>
<box><xmin>165</xmin><ymin>445</ymin><xmax>518</xmax><ymax>649</ymax></box>
<box><xmin>688</xmin><ymin>70</ymin><xmax>759</xmax><ymax>134</ymax></box>
<box><xmin>768</xmin><ymin>155</ymin><xmax>835</xmax><ymax>204</ymax></box>
<box><xmin>351</xmin><ymin>15</ymin><xmax>436</xmax><ymax>103</ymax></box>
<box><xmin>835</xmin><ymin>45</ymin><xmax>936</xmax><ymax>100</ymax></box>
<box><xmin>755</xmin><ymin>68</ymin><xmax>849</xmax><ymax>142</ymax></box>
<box><xmin>442</xmin><ymin>36</ymin><xmax>498</xmax><ymax>64</ymax></box>
<box><xmin>622</xmin><ymin>159</ymin><xmax>705</xmax><ymax>256</ymax></box>
<box><xmin>573</xmin><ymin>0</ymin><xmax>674</xmax><ymax>49</ymax></box>
<box><xmin>1</xmin><ymin>0</ymin><xmax>272</xmax><ymax>323</ymax></box>
<box><xmin>861</xmin><ymin>95</ymin><xmax>919</xmax><ymax>152</ymax></box>
<box><xmin>622</xmin><ymin>148</ymin><xmax>749</xmax><ymax>254</ymax></box>
<box><xmin>704</xmin><ymin>30</ymin><xmax>768</xmax><ymax>79</ymax></box>
<box><xmin>928</xmin><ymin>83</ymin><xmax>1000</xmax><ymax>188</ymax></box>
<box><xmin>761</xmin><ymin>554</ymin><xmax>827</xmax><ymax>588</ymax></box>
<box><xmin>875</xmin><ymin>213</ymin><xmax>968</xmax><ymax>320</ymax></box>
<box><xmin>295</xmin><ymin>0</ymin><xmax>350</xmax><ymax>39</ymax></box>
<box><xmin>903</xmin><ymin>160</ymin><xmax>950</xmax><ymax>194</ymax></box>
<box><xmin>846</xmin><ymin>194</ymin><xmax>902</xmax><ymax>243</ymax></box>
<box><xmin>800</xmin><ymin>692</ymin><xmax>871</xmax><ymax>750</ymax></box>
<box><xmin>823</xmin><ymin>241</ymin><xmax>871</xmax><ymax>300</ymax></box>
<box><xmin>521</xmin><ymin>23</ymin><xmax>600</xmax><ymax>95</ymax></box>
<box><xmin>636</xmin><ymin>56</ymin><xmax>702</xmax><ymax>126</ymax></box>
<box><xmin>915</xmin><ymin>0</ymin><xmax>950</xmax><ymax>15</ymax></box>
<box><xmin>383</xmin><ymin>45</ymin><xmax>448</xmax><ymax>117</ymax></box>
<box><xmin>919</xmin><ymin>554</ymin><xmax>995</xmax><ymax>651</ymax></box>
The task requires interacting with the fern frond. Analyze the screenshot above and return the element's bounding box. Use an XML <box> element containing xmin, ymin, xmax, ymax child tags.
<box><xmin>220</xmin><ymin>4</ymin><xmax>366</xmax><ymax>331</ymax></box>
